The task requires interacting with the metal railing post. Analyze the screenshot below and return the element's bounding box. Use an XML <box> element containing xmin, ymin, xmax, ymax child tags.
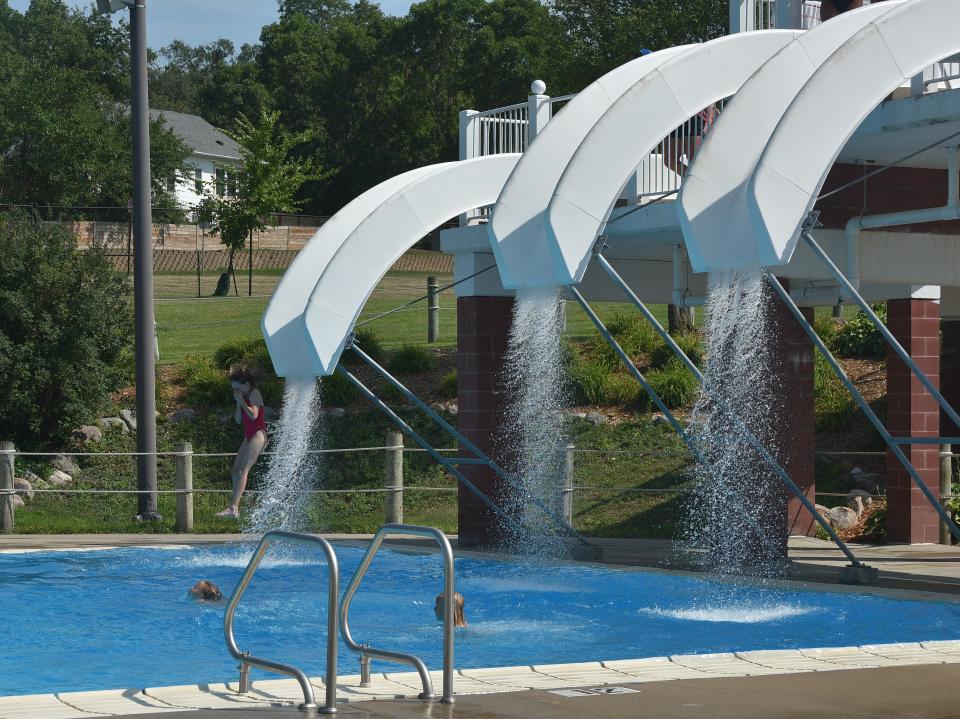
<box><xmin>175</xmin><ymin>441</ymin><xmax>193</xmax><ymax>533</ymax></box>
<box><xmin>562</xmin><ymin>445</ymin><xmax>575</xmax><ymax>525</ymax></box>
<box><xmin>942</xmin><ymin>444</ymin><xmax>953</xmax><ymax>545</ymax></box>
<box><xmin>0</xmin><ymin>442</ymin><xmax>15</xmax><ymax>533</ymax></box>
<box><xmin>427</xmin><ymin>276</ymin><xmax>440</xmax><ymax>343</ymax></box>
<box><xmin>385</xmin><ymin>431</ymin><xmax>404</xmax><ymax>525</ymax></box>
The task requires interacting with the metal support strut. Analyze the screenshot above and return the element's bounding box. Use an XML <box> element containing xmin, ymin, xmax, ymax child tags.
<box><xmin>591</xmin><ymin>251</ymin><xmax>866</xmax><ymax>570</ymax></box>
<box><xmin>340</xmin><ymin>524</ymin><xmax>455</xmax><ymax>704</ymax></box>
<box><xmin>224</xmin><ymin>531</ymin><xmax>339</xmax><ymax>714</ymax></box>
<box><xmin>344</xmin><ymin>342</ymin><xmax>590</xmax><ymax>548</ymax></box>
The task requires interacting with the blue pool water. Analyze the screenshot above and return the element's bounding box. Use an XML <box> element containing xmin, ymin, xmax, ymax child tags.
<box><xmin>3</xmin><ymin>543</ymin><xmax>960</xmax><ymax>696</ymax></box>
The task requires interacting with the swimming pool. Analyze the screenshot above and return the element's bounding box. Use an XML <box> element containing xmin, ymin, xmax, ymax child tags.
<box><xmin>3</xmin><ymin>542</ymin><xmax>959</xmax><ymax>697</ymax></box>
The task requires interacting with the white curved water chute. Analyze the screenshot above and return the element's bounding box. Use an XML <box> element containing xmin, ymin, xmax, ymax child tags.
<box><xmin>544</xmin><ymin>30</ymin><xmax>801</xmax><ymax>286</ymax></box>
<box><xmin>677</xmin><ymin>2</ymin><xmax>905</xmax><ymax>274</ymax></box>
<box><xmin>262</xmin><ymin>164</ymin><xmax>447</xmax><ymax>378</ymax></box>
<box><xmin>749</xmin><ymin>0</ymin><xmax>960</xmax><ymax>268</ymax></box>
<box><xmin>489</xmin><ymin>44</ymin><xmax>696</xmax><ymax>290</ymax></box>
<box><xmin>301</xmin><ymin>154</ymin><xmax>521</xmax><ymax>375</ymax></box>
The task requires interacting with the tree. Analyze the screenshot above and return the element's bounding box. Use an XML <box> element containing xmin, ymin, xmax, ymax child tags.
<box><xmin>0</xmin><ymin>212</ymin><xmax>134</xmax><ymax>447</ymax></box>
<box><xmin>197</xmin><ymin>109</ymin><xmax>331</xmax><ymax>294</ymax></box>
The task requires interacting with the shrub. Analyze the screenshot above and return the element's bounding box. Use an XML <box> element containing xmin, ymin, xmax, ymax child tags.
<box><xmin>341</xmin><ymin>327</ymin><xmax>384</xmax><ymax>365</ymax></box>
<box><xmin>814</xmin><ymin>353</ymin><xmax>855</xmax><ymax>430</ymax></box>
<box><xmin>646</xmin><ymin>359</ymin><xmax>698</xmax><ymax>409</ymax></box>
<box><xmin>590</xmin><ymin>312</ymin><xmax>660</xmax><ymax>368</ymax></box>
<box><xmin>605</xmin><ymin>373</ymin><xmax>640</xmax><ymax>405</ymax></box>
<box><xmin>833</xmin><ymin>304</ymin><xmax>887</xmax><ymax>359</ymax></box>
<box><xmin>387</xmin><ymin>345</ymin><xmax>435</xmax><ymax>375</ymax></box>
<box><xmin>0</xmin><ymin>213</ymin><xmax>134</xmax><ymax>446</ymax></box>
<box><xmin>648</xmin><ymin>332</ymin><xmax>705</xmax><ymax>371</ymax></box>
<box><xmin>439</xmin><ymin>371</ymin><xmax>458</xmax><ymax>399</ymax></box>
<box><xmin>813</xmin><ymin>315</ymin><xmax>840</xmax><ymax>349</ymax></box>
<box><xmin>213</xmin><ymin>337</ymin><xmax>275</xmax><ymax>376</ymax></box>
<box><xmin>320</xmin><ymin>373</ymin><xmax>358</xmax><ymax>407</ymax></box>
<box><xmin>570</xmin><ymin>359</ymin><xmax>611</xmax><ymax>405</ymax></box>
<box><xmin>181</xmin><ymin>355</ymin><xmax>231</xmax><ymax>408</ymax></box>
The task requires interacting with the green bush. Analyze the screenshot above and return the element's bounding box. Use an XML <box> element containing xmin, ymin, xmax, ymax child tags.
<box><xmin>590</xmin><ymin>312</ymin><xmax>660</xmax><ymax>368</ymax></box>
<box><xmin>439</xmin><ymin>371</ymin><xmax>458</xmax><ymax>399</ymax></box>
<box><xmin>833</xmin><ymin>304</ymin><xmax>887</xmax><ymax>359</ymax></box>
<box><xmin>0</xmin><ymin>213</ymin><xmax>134</xmax><ymax>446</ymax></box>
<box><xmin>212</xmin><ymin>337</ymin><xmax>275</xmax><ymax>376</ymax></box>
<box><xmin>341</xmin><ymin>327</ymin><xmax>384</xmax><ymax>365</ymax></box>
<box><xmin>605</xmin><ymin>373</ymin><xmax>640</xmax><ymax>405</ymax></box>
<box><xmin>813</xmin><ymin>315</ymin><xmax>841</xmax><ymax>349</ymax></box>
<box><xmin>648</xmin><ymin>332</ymin><xmax>705</xmax><ymax>371</ymax></box>
<box><xmin>320</xmin><ymin>373</ymin><xmax>358</xmax><ymax>407</ymax></box>
<box><xmin>570</xmin><ymin>359</ymin><xmax>611</xmax><ymax>405</ymax></box>
<box><xmin>646</xmin><ymin>359</ymin><xmax>698</xmax><ymax>409</ymax></box>
<box><xmin>387</xmin><ymin>345</ymin><xmax>435</xmax><ymax>375</ymax></box>
<box><xmin>181</xmin><ymin>354</ymin><xmax>232</xmax><ymax>408</ymax></box>
<box><xmin>814</xmin><ymin>352</ymin><xmax>855</xmax><ymax>430</ymax></box>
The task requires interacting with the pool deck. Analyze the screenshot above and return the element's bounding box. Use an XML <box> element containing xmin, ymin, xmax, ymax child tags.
<box><xmin>5</xmin><ymin>533</ymin><xmax>960</xmax><ymax>718</ymax></box>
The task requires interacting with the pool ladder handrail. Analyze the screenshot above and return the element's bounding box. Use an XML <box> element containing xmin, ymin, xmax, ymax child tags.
<box><xmin>224</xmin><ymin>531</ymin><xmax>339</xmax><ymax>715</ymax></box>
<box><xmin>339</xmin><ymin>523</ymin><xmax>455</xmax><ymax>704</ymax></box>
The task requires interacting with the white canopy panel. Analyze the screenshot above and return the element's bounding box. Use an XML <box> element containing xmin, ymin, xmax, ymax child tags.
<box><xmin>749</xmin><ymin>0</ymin><xmax>960</xmax><ymax>267</ymax></box>
<box><xmin>262</xmin><ymin>165</ymin><xmax>444</xmax><ymax>378</ymax></box>
<box><xmin>302</xmin><ymin>154</ymin><xmax>521</xmax><ymax>376</ymax></box>
<box><xmin>545</xmin><ymin>30</ymin><xmax>800</xmax><ymax>285</ymax></box>
<box><xmin>678</xmin><ymin>2</ymin><xmax>903</xmax><ymax>274</ymax></box>
<box><xmin>488</xmin><ymin>44</ymin><xmax>696</xmax><ymax>290</ymax></box>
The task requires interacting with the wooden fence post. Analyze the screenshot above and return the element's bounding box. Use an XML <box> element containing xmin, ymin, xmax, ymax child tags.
<box><xmin>0</xmin><ymin>441</ymin><xmax>15</xmax><ymax>533</ymax></box>
<box><xmin>384</xmin><ymin>431</ymin><xmax>404</xmax><ymax>525</ymax></box>
<box><xmin>562</xmin><ymin>444</ymin><xmax>575</xmax><ymax>526</ymax></box>
<box><xmin>175</xmin><ymin>441</ymin><xmax>193</xmax><ymax>533</ymax></box>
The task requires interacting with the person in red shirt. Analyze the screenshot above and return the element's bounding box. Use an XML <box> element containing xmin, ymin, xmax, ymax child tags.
<box><xmin>216</xmin><ymin>369</ymin><xmax>268</xmax><ymax>519</ymax></box>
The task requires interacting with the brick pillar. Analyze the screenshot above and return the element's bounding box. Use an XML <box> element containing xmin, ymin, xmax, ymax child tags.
<box><xmin>456</xmin><ymin>295</ymin><xmax>514</xmax><ymax>547</ymax></box>
<box><xmin>770</xmin><ymin>297</ymin><xmax>817</xmax><ymax>537</ymax></box>
<box><xmin>886</xmin><ymin>299</ymin><xmax>941</xmax><ymax>543</ymax></box>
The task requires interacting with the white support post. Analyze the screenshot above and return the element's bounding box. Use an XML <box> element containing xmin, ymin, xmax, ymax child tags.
<box><xmin>526</xmin><ymin>81</ymin><xmax>552</xmax><ymax>144</ymax></box>
<box><xmin>459</xmin><ymin>109</ymin><xmax>480</xmax><ymax>226</ymax></box>
<box><xmin>730</xmin><ymin>0</ymin><xmax>750</xmax><ymax>33</ymax></box>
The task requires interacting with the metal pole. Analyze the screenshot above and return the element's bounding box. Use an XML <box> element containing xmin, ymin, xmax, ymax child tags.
<box><xmin>384</xmin><ymin>430</ymin><xmax>404</xmax><ymax>524</ymax></box>
<box><xmin>427</xmin><ymin>276</ymin><xmax>440</xmax><ymax>343</ymax></box>
<box><xmin>942</xmin><ymin>444</ymin><xmax>953</xmax><ymax>545</ymax></box>
<box><xmin>175</xmin><ymin>441</ymin><xmax>193</xmax><ymax>533</ymax></box>
<box><xmin>248</xmin><ymin>229</ymin><xmax>253</xmax><ymax>297</ymax></box>
<box><xmin>129</xmin><ymin>0</ymin><xmax>159</xmax><ymax>521</ymax></box>
<box><xmin>0</xmin><ymin>442</ymin><xmax>15</xmax><ymax>533</ymax></box>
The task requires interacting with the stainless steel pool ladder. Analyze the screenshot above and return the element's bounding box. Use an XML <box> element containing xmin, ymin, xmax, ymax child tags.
<box><xmin>224</xmin><ymin>531</ymin><xmax>339</xmax><ymax>715</ymax></box>
<box><xmin>340</xmin><ymin>524</ymin><xmax>455</xmax><ymax>704</ymax></box>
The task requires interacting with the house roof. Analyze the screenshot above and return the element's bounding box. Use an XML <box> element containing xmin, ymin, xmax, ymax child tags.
<box><xmin>151</xmin><ymin>109</ymin><xmax>242</xmax><ymax>161</ymax></box>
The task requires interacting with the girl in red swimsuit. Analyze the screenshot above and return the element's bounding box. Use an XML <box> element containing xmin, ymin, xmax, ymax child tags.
<box><xmin>216</xmin><ymin>369</ymin><xmax>268</xmax><ymax>519</ymax></box>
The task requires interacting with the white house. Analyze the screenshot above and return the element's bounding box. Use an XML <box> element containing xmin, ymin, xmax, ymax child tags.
<box><xmin>152</xmin><ymin>109</ymin><xmax>243</xmax><ymax>210</ymax></box>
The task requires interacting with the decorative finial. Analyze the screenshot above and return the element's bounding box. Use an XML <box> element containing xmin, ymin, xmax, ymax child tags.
<box><xmin>530</xmin><ymin>79</ymin><xmax>547</xmax><ymax>95</ymax></box>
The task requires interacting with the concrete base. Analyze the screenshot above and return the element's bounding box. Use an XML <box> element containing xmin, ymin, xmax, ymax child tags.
<box><xmin>840</xmin><ymin>563</ymin><xmax>880</xmax><ymax>585</ymax></box>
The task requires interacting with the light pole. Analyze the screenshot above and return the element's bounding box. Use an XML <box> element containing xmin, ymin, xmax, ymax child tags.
<box><xmin>98</xmin><ymin>0</ymin><xmax>160</xmax><ymax>520</ymax></box>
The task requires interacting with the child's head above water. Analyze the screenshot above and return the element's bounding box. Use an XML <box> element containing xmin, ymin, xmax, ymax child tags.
<box><xmin>434</xmin><ymin>591</ymin><xmax>467</xmax><ymax>627</ymax></box>
<box><xmin>189</xmin><ymin>580</ymin><xmax>223</xmax><ymax>601</ymax></box>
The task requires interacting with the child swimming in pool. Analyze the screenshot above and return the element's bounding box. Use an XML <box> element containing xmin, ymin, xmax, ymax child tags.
<box><xmin>189</xmin><ymin>580</ymin><xmax>223</xmax><ymax>601</ymax></box>
<box><xmin>434</xmin><ymin>592</ymin><xmax>467</xmax><ymax>627</ymax></box>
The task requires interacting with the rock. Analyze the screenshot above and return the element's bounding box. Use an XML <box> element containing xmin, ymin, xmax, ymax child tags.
<box><xmin>12</xmin><ymin>495</ymin><xmax>23</xmax><ymax>510</ymax></box>
<box><xmin>815</xmin><ymin>503</ymin><xmax>832</xmax><ymax>520</ymax></box>
<box><xmin>262</xmin><ymin>406</ymin><xmax>276</xmax><ymax>422</ymax></box>
<box><xmin>586</xmin><ymin>412</ymin><xmax>607</xmax><ymax>426</ymax></box>
<box><xmin>446</xmin><ymin>401</ymin><xmax>458</xmax><ymax>417</ymax></box>
<box><xmin>13</xmin><ymin>477</ymin><xmax>34</xmax><ymax>501</ymax></box>
<box><xmin>169</xmin><ymin>408</ymin><xmax>197</xmax><ymax>423</ymax></box>
<box><xmin>72</xmin><ymin>425</ymin><xmax>102</xmax><ymax>444</ymax></box>
<box><xmin>568</xmin><ymin>412</ymin><xmax>588</xmax><ymax>420</ymax></box>
<box><xmin>829</xmin><ymin>506</ymin><xmax>859</xmax><ymax>530</ymax></box>
<box><xmin>119</xmin><ymin>409</ymin><xmax>137</xmax><ymax>431</ymax></box>
<box><xmin>51</xmin><ymin>455</ymin><xmax>79</xmax><ymax>475</ymax></box>
<box><xmin>329</xmin><ymin>407</ymin><xmax>347</xmax><ymax>418</ymax></box>
<box><xmin>848</xmin><ymin>489</ymin><xmax>873</xmax><ymax>508</ymax></box>
<box><xmin>849</xmin><ymin>495</ymin><xmax>865</xmax><ymax>516</ymax></box>
<box><xmin>651</xmin><ymin>413</ymin><xmax>670</xmax><ymax>427</ymax></box>
<box><xmin>98</xmin><ymin>417</ymin><xmax>128</xmax><ymax>433</ymax></box>
<box><xmin>46</xmin><ymin>470</ymin><xmax>72</xmax><ymax>487</ymax></box>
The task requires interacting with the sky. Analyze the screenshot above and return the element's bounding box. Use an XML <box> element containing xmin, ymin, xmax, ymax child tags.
<box><xmin>8</xmin><ymin>0</ymin><xmax>416</xmax><ymax>50</ymax></box>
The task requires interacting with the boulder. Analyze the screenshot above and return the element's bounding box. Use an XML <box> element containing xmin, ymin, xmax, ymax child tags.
<box><xmin>848</xmin><ymin>489</ymin><xmax>873</xmax><ymax>509</ymax></box>
<box><xmin>47</xmin><ymin>470</ymin><xmax>72</xmax><ymax>487</ymax></box>
<box><xmin>586</xmin><ymin>412</ymin><xmax>607</xmax><ymax>426</ymax></box>
<box><xmin>119</xmin><ymin>408</ymin><xmax>137</xmax><ymax>432</ymax></box>
<box><xmin>22</xmin><ymin>469</ymin><xmax>44</xmax><ymax>486</ymax></box>
<box><xmin>569</xmin><ymin>412</ymin><xmax>588</xmax><ymax>420</ymax></box>
<box><xmin>329</xmin><ymin>407</ymin><xmax>347</xmax><ymax>418</ymax></box>
<box><xmin>11</xmin><ymin>495</ymin><xmax>23</xmax><ymax>510</ymax></box>
<box><xmin>169</xmin><ymin>408</ymin><xmax>197</xmax><ymax>423</ymax></box>
<box><xmin>848</xmin><ymin>495</ymin><xmax>865</xmax><ymax>517</ymax></box>
<box><xmin>51</xmin><ymin>455</ymin><xmax>79</xmax><ymax>475</ymax></box>
<box><xmin>829</xmin><ymin>506</ymin><xmax>860</xmax><ymax>530</ymax></box>
<box><xmin>651</xmin><ymin>413</ymin><xmax>670</xmax><ymax>427</ymax></box>
<box><xmin>13</xmin><ymin>477</ymin><xmax>34</xmax><ymax>502</ymax></box>
<box><xmin>815</xmin><ymin>503</ymin><xmax>832</xmax><ymax>520</ymax></box>
<box><xmin>98</xmin><ymin>417</ymin><xmax>128</xmax><ymax>433</ymax></box>
<box><xmin>72</xmin><ymin>425</ymin><xmax>102</xmax><ymax>444</ymax></box>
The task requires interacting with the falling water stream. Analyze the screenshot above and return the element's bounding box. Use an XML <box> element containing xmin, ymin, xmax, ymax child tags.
<box><xmin>244</xmin><ymin>377</ymin><xmax>323</xmax><ymax>535</ymax></box>
<box><xmin>499</xmin><ymin>286</ymin><xmax>571</xmax><ymax>556</ymax></box>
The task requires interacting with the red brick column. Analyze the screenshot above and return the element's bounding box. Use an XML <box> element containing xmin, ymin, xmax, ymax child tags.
<box><xmin>456</xmin><ymin>295</ymin><xmax>515</xmax><ymax>547</ymax></box>
<box><xmin>886</xmin><ymin>299</ymin><xmax>941</xmax><ymax>543</ymax></box>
